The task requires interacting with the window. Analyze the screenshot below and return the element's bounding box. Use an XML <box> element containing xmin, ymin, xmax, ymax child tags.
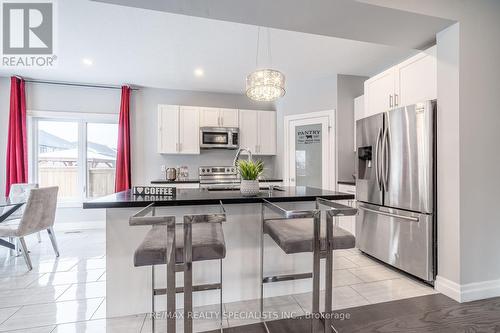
<box><xmin>31</xmin><ymin>113</ymin><xmax>118</xmax><ymax>204</ymax></box>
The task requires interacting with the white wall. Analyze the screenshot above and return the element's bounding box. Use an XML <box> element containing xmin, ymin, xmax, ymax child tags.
<box><xmin>274</xmin><ymin>75</ymin><xmax>338</xmax><ymax>179</ymax></box>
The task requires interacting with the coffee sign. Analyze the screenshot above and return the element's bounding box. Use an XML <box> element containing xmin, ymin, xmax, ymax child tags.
<box><xmin>133</xmin><ymin>186</ymin><xmax>176</xmax><ymax>197</ymax></box>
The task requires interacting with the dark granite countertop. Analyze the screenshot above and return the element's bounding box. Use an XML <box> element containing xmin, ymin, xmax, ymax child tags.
<box><xmin>338</xmin><ymin>180</ymin><xmax>356</xmax><ymax>186</ymax></box>
<box><xmin>151</xmin><ymin>179</ymin><xmax>200</xmax><ymax>184</ymax></box>
<box><xmin>150</xmin><ymin>179</ymin><xmax>284</xmax><ymax>184</ymax></box>
<box><xmin>83</xmin><ymin>186</ymin><xmax>354</xmax><ymax>209</ymax></box>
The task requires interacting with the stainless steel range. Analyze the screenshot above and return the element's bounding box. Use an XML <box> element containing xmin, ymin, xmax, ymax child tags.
<box><xmin>199</xmin><ymin>166</ymin><xmax>239</xmax><ymax>190</ymax></box>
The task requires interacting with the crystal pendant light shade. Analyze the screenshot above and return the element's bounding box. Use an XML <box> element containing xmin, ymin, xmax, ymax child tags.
<box><xmin>246</xmin><ymin>69</ymin><xmax>286</xmax><ymax>102</ymax></box>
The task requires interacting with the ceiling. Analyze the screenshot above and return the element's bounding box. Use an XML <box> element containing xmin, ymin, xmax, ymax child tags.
<box><xmin>0</xmin><ymin>0</ymin><xmax>420</xmax><ymax>94</ymax></box>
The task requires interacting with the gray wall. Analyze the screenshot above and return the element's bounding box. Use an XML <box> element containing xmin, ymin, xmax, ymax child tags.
<box><xmin>336</xmin><ymin>74</ymin><xmax>366</xmax><ymax>182</ymax></box>
<box><xmin>130</xmin><ymin>87</ymin><xmax>276</xmax><ymax>184</ymax></box>
<box><xmin>274</xmin><ymin>75</ymin><xmax>338</xmax><ymax>180</ymax></box>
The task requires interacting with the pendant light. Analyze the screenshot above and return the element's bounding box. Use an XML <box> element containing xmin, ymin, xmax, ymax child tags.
<box><xmin>246</xmin><ymin>27</ymin><xmax>286</xmax><ymax>102</ymax></box>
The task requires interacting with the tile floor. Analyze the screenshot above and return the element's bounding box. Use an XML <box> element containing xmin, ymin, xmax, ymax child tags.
<box><xmin>0</xmin><ymin>222</ymin><xmax>437</xmax><ymax>332</ymax></box>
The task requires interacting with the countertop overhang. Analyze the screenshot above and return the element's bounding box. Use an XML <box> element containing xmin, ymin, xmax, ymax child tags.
<box><xmin>83</xmin><ymin>186</ymin><xmax>354</xmax><ymax>209</ymax></box>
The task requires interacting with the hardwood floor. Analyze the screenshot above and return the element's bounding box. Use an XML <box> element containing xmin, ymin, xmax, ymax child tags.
<box><xmin>204</xmin><ymin>294</ymin><xmax>500</xmax><ymax>332</ymax></box>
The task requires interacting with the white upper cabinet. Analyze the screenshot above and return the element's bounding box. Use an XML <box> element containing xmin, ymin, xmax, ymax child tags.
<box><xmin>220</xmin><ymin>108</ymin><xmax>239</xmax><ymax>127</ymax></box>
<box><xmin>178</xmin><ymin>106</ymin><xmax>200</xmax><ymax>154</ymax></box>
<box><xmin>158</xmin><ymin>105</ymin><xmax>179</xmax><ymax>154</ymax></box>
<box><xmin>239</xmin><ymin>110</ymin><xmax>276</xmax><ymax>155</ymax></box>
<box><xmin>239</xmin><ymin>110</ymin><xmax>259</xmax><ymax>153</ymax></box>
<box><xmin>199</xmin><ymin>107</ymin><xmax>220</xmax><ymax>127</ymax></box>
<box><xmin>200</xmin><ymin>107</ymin><xmax>239</xmax><ymax>127</ymax></box>
<box><xmin>364</xmin><ymin>68</ymin><xmax>396</xmax><ymax>118</ymax></box>
<box><xmin>363</xmin><ymin>46</ymin><xmax>437</xmax><ymax>119</ymax></box>
<box><xmin>257</xmin><ymin>111</ymin><xmax>276</xmax><ymax>155</ymax></box>
<box><xmin>157</xmin><ymin>105</ymin><xmax>200</xmax><ymax>154</ymax></box>
<box><xmin>395</xmin><ymin>46</ymin><xmax>437</xmax><ymax>107</ymax></box>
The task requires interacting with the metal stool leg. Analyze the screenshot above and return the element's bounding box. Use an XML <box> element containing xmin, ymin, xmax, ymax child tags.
<box><xmin>220</xmin><ymin>259</ymin><xmax>224</xmax><ymax>332</ymax></box>
<box><xmin>324</xmin><ymin>213</ymin><xmax>334</xmax><ymax>333</ymax></box>
<box><xmin>184</xmin><ymin>216</ymin><xmax>193</xmax><ymax>333</ymax></box>
<box><xmin>151</xmin><ymin>266</ymin><xmax>155</xmax><ymax>333</ymax></box>
<box><xmin>166</xmin><ymin>218</ymin><xmax>176</xmax><ymax>333</ymax></box>
<box><xmin>311</xmin><ymin>212</ymin><xmax>321</xmax><ymax>333</ymax></box>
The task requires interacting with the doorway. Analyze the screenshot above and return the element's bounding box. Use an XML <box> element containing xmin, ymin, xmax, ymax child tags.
<box><xmin>284</xmin><ymin>110</ymin><xmax>336</xmax><ymax>190</ymax></box>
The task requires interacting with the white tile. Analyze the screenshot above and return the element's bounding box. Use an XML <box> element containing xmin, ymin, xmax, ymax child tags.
<box><xmin>29</xmin><ymin>269</ymin><xmax>106</xmax><ymax>287</ymax></box>
<box><xmin>142</xmin><ymin>304</ymin><xmax>227</xmax><ymax>333</ymax></box>
<box><xmin>333</xmin><ymin>257</ymin><xmax>358</xmax><ymax>270</ymax></box>
<box><xmin>0</xmin><ymin>325</ymin><xmax>55</xmax><ymax>333</ymax></box>
<box><xmin>341</xmin><ymin>254</ymin><xmax>379</xmax><ymax>268</ymax></box>
<box><xmin>70</xmin><ymin>258</ymin><xmax>106</xmax><ymax>271</ymax></box>
<box><xmin>0</xmin><ymin>273</ymin><xmax>45</xmax><ymax>291</ymax></box>
<box><xmin>332</xmin><ymin>269</ymin><xmax>364</xmax><ymax>287</ymax></box>
<box><xmin>57</xmin><ymin>281</ymin><xmax>106</xmax><ymax>301</ymax></box>
<box><xmin>350</xmin><ymin>278</ymin><xmax>436</xmax><ymax>303</ymax></box>
<box><xmin>224</xmin><ymin>295</ymin><xmax>304</xmax><ymax>327</ymax></box>
<box><xmin>348</xmin><ymin>265</ymin><xmax>401</xmax><ymax>282</ymax></box>
<box><xmin>91</xmin><ymin>299</ymin><xmax>106</xmax><ymax>320</ymax></box>
<box><xmin>0</xmin><ymin>285</ymin><xmax>70</xmax><ymax>308</ymax></box>
<box><xmin>0</xmin><ymin>298</ymin><xmax>103</xmax><ymax>331</ymax></box>
<box><xmin>293</xmin><ymin>286</ymin><xmax>369</xmax><ymax>313</ymax></box>
<box><xmin>53</xmin><ymin>314</ymin><xmax>145</xmax><ymax>333</ymax></box>
<box><xmin>0</xmin><ymin>307</ymin><xmax>21</xmax><ymax>325</ymax></box>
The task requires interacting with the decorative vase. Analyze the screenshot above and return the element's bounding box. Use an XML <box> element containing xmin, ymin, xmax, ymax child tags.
<box><xmin>240</xmin><ymin>180</ymin><xmax>260</xmax><ymax>196</ymax></box>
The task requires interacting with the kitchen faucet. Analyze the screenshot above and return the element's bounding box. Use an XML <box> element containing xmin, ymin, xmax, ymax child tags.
<box><xmin>233</xmin><ymin>147</ymin><xmax>253</xmax><ymax>167</ymax></box>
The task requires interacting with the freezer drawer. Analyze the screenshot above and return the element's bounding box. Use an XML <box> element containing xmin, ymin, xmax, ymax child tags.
<box><xmin>356</xmin><ymin>202</ymin><xmax>434</xmax><ymax>281</ymax></box>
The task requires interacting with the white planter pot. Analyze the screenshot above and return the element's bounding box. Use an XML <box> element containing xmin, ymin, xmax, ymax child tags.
<box><xmin>240</xmin><ymin>180</ymin><xmax>260</xmax><ymax>197</ymax></box>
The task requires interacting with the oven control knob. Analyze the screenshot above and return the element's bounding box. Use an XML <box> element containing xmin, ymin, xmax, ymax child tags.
<box><xmin>201</xmin><ymin>168</ymin><xmax>205</xmax><ymax>173</ymax></box>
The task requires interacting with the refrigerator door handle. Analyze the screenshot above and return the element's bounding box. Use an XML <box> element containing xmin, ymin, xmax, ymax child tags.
<box><xmin>382</xmin><ymin>126</ymin><xmax>390</xmax><ymax>190</ymax></box>
<box><xmin>358</xmin><ymin>206</ymin><xmax>419</xmax><ymax>222</ymax></box>
<box><xmin>375</xmin><ymin>128</ymin><xmax>383</xmax><ymax>190</ymax></box>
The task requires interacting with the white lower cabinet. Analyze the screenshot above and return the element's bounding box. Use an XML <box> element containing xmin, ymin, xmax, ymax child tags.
<box><xmin>157</xmin><ymin>105</ymin><xmax>200</xmax><ymax>154</ymax></box>
<box><xmin>338</xmin><ymin>184</ymin><xmax>356</xmax><ymax>236</ymax></box>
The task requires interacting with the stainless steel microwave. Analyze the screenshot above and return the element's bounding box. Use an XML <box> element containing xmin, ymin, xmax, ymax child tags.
<box><xmin>200</xmin><ymin>127</ymin><xmax>239</xmax><ymax>149</ymax></box>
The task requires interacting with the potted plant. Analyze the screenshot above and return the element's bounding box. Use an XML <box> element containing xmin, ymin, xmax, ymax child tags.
<box><xmin>237</xmin><ymin>159</ymin><xmax>264</xmax><ymax>196</ymax></box>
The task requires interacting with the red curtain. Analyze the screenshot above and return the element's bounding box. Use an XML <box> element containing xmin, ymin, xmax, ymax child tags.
<box><xmin>115</xmin><ymin>86</ymin><xmax>131</xmax><ymax>192</ymax></box>
<box><xmin>5</xmin><ymin>76</ymin><xmax>27</xmax><ymax>196</ymax></box>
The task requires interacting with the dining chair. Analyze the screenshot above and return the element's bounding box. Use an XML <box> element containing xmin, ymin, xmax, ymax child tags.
<box><xmin>0</xmin><ymin>186</ymin><xmax>59</xmax><ymax>270</ymax></box>
<box><xmin>3</xmin><ymin>184</ymin><xmax>41</xmax><ymax>250</ymax></box>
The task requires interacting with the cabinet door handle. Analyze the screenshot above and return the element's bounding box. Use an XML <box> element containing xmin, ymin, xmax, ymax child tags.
<box><xmin>394</xmin><ymin>94</ymin><xmax>398</xmax><ymax>106</ymax></box>
<box><xmin>389</xmin><ymin>95</ymin><xmax>393</xmax><ymax>108</ymax></box>
<box><xmin>221</xmin><ymin>116</ymin><xmax>224</xmax><ymax>126</ymax></box>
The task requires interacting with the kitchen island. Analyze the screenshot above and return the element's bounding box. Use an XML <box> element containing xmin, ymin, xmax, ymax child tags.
<box><xmin>83</xmin><ymin>186</ymin><xmax>354</xmax><ymax>317</ymax></box>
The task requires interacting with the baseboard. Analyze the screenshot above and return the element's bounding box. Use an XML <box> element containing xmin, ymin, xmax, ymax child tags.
<box><xmin>435</xmin><ymin>275</ymin><xmax>500</xmax><ymax>302</ymax></box>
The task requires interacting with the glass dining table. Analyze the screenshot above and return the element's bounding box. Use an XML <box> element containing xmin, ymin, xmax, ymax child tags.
<box><xmin>0</xmin><ymin>197</ymin><xmax>26</xmax><ymax>223</ymax></box>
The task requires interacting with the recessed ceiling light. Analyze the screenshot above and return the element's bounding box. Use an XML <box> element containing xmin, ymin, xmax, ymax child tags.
<box><xmin>82</xmin><ymin>58</ymin><xmax>93</xmax><ymax>66</ymax></box>
<box><xmin>194</xmin><ymin>68</ymin><xmax>204</xmax><ymax>77</ymax></box>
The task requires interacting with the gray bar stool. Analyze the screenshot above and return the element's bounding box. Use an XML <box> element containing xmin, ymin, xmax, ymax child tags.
<box><xmin>260</xmin><ymin>198</ymin><xmax>357</xmax><ymax>333</ymax></box>
<box><xmin>130</xmin><ymin>202</ymin><xmax>227</xmax><ymax>333</ymax></box>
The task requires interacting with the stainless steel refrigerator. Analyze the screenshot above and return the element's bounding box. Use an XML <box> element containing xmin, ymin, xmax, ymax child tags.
<box><xmin>355</xmin><ymin>100</ymin><xmax>436</xmax><ymax>282</ymax></box>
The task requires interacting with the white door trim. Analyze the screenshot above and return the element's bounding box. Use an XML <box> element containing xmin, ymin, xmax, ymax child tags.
<box><xmin>283</xmin><ymin>109</ymin><xmax>336</xmax><ymax>190</ymax></box>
